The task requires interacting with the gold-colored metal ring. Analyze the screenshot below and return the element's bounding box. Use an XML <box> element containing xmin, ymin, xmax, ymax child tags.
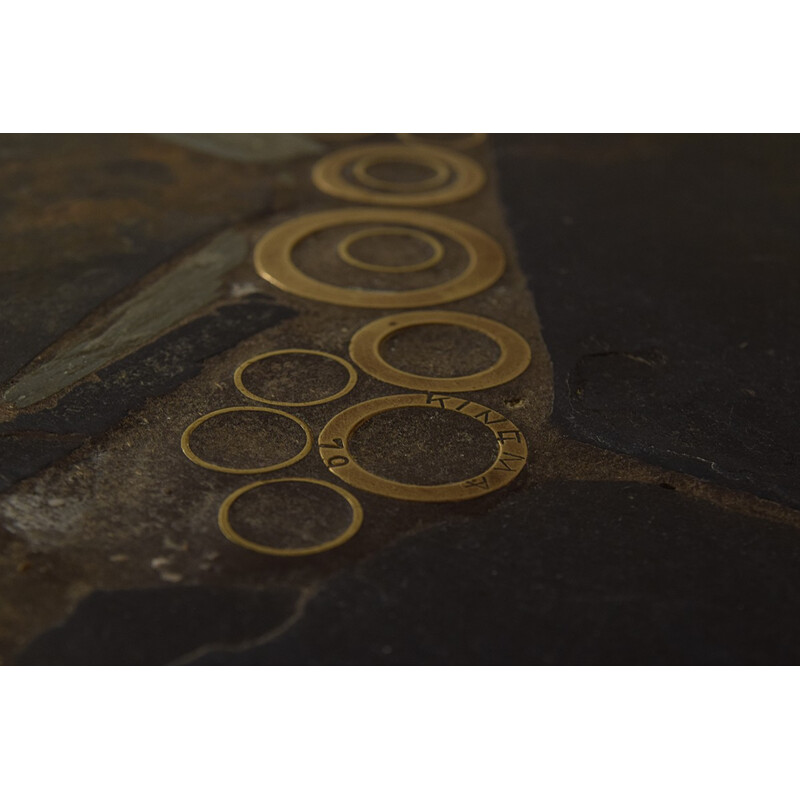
<box><xmin>397</xmin><ymin>133</ymin><xmax>487</xmax><ymax>150</ymax></box>
<box><xmin>337</xmin><ymin>226</ymin><xmax>445</xmax><ymax>273</ymax></box>
<box><xmin>349</xmin><ymin>311</ymin><xmax>531</xmax><ymax>392</ymax></box>
<box><xmin>351</xmin><ymin>152</ymin><xmax>450</xmax><ymax>193</ymax></box>
<box><xmin>318</xmin><ymin>393</ymin><xmax>528</xmax><ymax>502</ymax></box>
<box><xmin>234</xmin><ymin>349</ymin><xmax>357</xmax><ymax>407</ymax></box>
<box><xmin>311</xmin><ymin>144</ymin><xmax>485</xmax><ymax>206</ymax></box>
<box><xmin>254</xmin><ymin>207</ymin><xmax>505</xmax><ymax>309</ymax></box>
<box><xmin>181</xmin><ymin>406</ymin><xmax>312</xmax><ymax>474</ymax></box>
<box><xmin>218</xmin><ymin>478</ymin><xmax>363</xmax><ymax>557</ymax></box>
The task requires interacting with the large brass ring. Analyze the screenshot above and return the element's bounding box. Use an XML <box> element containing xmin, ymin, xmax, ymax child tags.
<box><xmin>181</xmin><ymin>406</ymin><xmax>312</xmax><ymax>474</ymax></box>
<box><xmin>234</xmin><ymin>349</ymin><xmax>357</xmax><ymax>407</ymax></box>
<box><xmin>397</xmin><ymin>133</ymin><xmax>487</xmax><ymax>150</ymax></box>
<box><xmin>218</xmin><ymin>478</ymin><xmax>364</xmax><ymax>557</ymax></box>
<box><xmin>349</xmin><ymin>311</ymin><xmax>531</xmax><ymax>392</ymax></box>
<box><xmin>253</xmin><ymin>207</ymin><xmax>505</xmax><ymax>309</ymax></box>
<box><xmin>311</xmin><ymin>144</ymin><xmax>485</xmax><ymax>206</ymax></box>
<box><xmin>318</xmin><ymin>393</ymin><xmax>528</xmax><ymax>502</ymax></box>
<box><xmin>336</xmin><ymin>226</ymin><xmax>445</xmax><ymax>273</ymax></box>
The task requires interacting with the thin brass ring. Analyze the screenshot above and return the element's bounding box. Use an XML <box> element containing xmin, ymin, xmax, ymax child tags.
<box><xmin>312</xmin><ymin>144</ymin><xmax>485</xmax><ymax>206</ymax></box>
<box><xmin>318</xmin><ymin>393</ymin><xmax>528</xmax><ymax>502</ymax></box>
<box><xmin>351</xmin><ymin>152</ymin><xmax>450</xmax><ymax>193</ymax></box>
<box><xmin>349</xmin><ymin>311</ymin><xmax>531</xmax><ymax>392</ymax></box>
<box><xmin>181</xmin><ymin>406</ymin><xmax>312</xmax><ymax>474</ymax></box>
<box><xmin>254</xmin><ymin>207</ymin><xmax>505</xmax><ymax>309</ymax></box>
<box><xmin>337</xmin><ymin>226</ymin><xmax>445</xmax><ymax>274</ymax></box>
<box><xmin>234</xmin><ymin>349</ymin><xmax>357</xmax><ymax>407</ymax></box>
<box><xmin>218</xmin><ymin>478</ymin><xmax>364</xmax><ymax>557</ymax></box>
<box><xmin>398</xmin><ymin>133</ymin><xmax>487</xmax><ymax>150</ymax></box>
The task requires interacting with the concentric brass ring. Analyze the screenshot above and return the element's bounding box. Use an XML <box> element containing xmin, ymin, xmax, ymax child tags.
<box><xmin>337</xmin><ymin>226</ymin><xmax>445</xmax><ymax>273</ymax></box>
<box><xmin>253</xmin><ymin>207</ymin><xmax>505</xmax><ymax>309</ymax></box>
<box><xmin>351</xmin><ymin>152</ymin><xmax>450</xmax><ymax>193</ymax></box>
<box><xmin>218</xmin><ymin>478</ymin><xmax>364</xmax><ymax>557</ymax></box>
<box><xmin>311</xmin><ymin>144</ymin><xmax>485</xmax><ymax>206</ymax></box>
<box><xmin>349</xmin><ymin>311</ymin><xmax>531</xmax><ymax>392</ymax></box>
<box><xmin>181</xmin><ymin>406</ymin><xmax>312</xmax><ymax>474</ymax></box>
<box><xmin>318</xmin><ymin>392</ymin><xmax>528</xmax><ymax>502</ymax></box>
<box><xmin>234</xmin><ymin>349</ymin><xmax>357</xmax><ymax>407</ymax></box>
<box><xmin>397</xmin><ymin>133</ymin><xmax>487</xmax><ymax>150</ymax></box>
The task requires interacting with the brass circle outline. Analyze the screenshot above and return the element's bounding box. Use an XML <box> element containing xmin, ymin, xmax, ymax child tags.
<box><xmin>254</xmin><ymin>207</ymin><xmax>505</xmax><ymax>309</ymax></box>
<box><xmin>234</xmin><ymin>349</ymin><xmax>357</xmax><ymax>407</ymax></box>
<box><xmin>218</xmin><ymin>478</ymin><xmax>364</xmax><ymax>557</ymax></box>
<box><xmin>336</xmin><ymin>226</ymin><xmax>445</xmax><ymax>274</ymax></box>
<box><xmin>349</xmin><ymin>311</ymin><xmax>532</xmax><ymax>392</ymax></box>
<box><xmin>351</xmin><ymin>152</ymin><xmax>450</xmax><ymax>193</ymax></box>
<box><xmin>181</xmin><ymin>406</ymin><xmax>312</xmax><ymax>474</ymax></box>
<box><xmin>311</xmin><ymin>144</ymin><xmax>485</xmax><ymax>206</ymax></box>
<box><xmin>318</xmin><ymin>393</ymin><xmax>528</xmax><ymax>503</ymax></box>
<box><xmin>398</xmin><ymin>133</ymin><xmax>487</xmax><ymax>150</ymax></box>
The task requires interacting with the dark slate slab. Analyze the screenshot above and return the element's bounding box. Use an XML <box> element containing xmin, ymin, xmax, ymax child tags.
<box><xmin>493</xmin><ymin>134</ymin><xmax>800</xmax><ymax>508</ymax></box>
<box><xmin>0</xmin><ymin>296</ymin><xmax>294</xmax><ymax>490</ymax></box>
<box><xmin>190</xmin><ymin>482</ymin><xmax>800</xmax><ymax>665</ymax></box>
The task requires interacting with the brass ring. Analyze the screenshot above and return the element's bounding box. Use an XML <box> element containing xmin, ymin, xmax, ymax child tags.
<box><xmin>349</xmin><ymin>311</ymin><xmax>531</xmax><ymax>392</ymax></box>
<box><xmin>351</xmin><ymin>152</ymin><xmax>450</xmax><ymax>193</ymax></box>
<box><xmin>337</xmin><ymin>226</ymin><xmax>445</xmax><ymax>273</ymax></box>
<box><xmin>311</xmin><ymin>144</ymin><xmax>485</xmax><ymax>206</ymax></box>
<box><xmin>318</xmin><ymin>392</ymin><xmax>528</xmax><ymax>502</ymax></box>
<box><xmin>234</xmin><ymin>349</ymin><xmax>357</xmax><ymax>407</ymax></box>
<box><xmin>254</xmin><ymin>207</ymin><xmax>505</xmax><ymax>309</ymax></box>
<box><xmin>181</xmin><ymin>406</ymin><xmax>312</xmax><ymax>474</ymax></box>
<box><xmin>397</xmin><ymin>133</ymin><xmax>487</xmax><ymax>150</ymax></box>
<box><xmin>218</xmin><ymin>478</ymin><xmax>364</xmax><ymax>557</ymax></box>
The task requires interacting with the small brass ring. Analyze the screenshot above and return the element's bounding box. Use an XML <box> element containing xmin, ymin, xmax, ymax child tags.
<box><xmin>318</xmin><ymin>393</ymin><xmax>528</xmax><ymax>502</ymax></box>
<box><xmin>218</xmin><ymin>477</ymin><xmax>364</xmax><ymax>557</ymax></box>
<box><xmin>181</xmin><ymin>406</ymin><xmax>312</xmax><ymax>474</ymax></box>
<box><xmin>234</xmin><ymin>349</ymin><xmax>357</xmax><ymax>407</ymax></box>
<box><xmin>351</xmin><ymin>152</ymin><xmax>450</xmax><ymax>193</ymax></box>
<box><xmin>349</xmin><ymin>311</ymin><xmax>531</xmax><ymax>392</ymax></box>
<box><xmin>397</xmin><ymin>133</ymin><xmax>487</xmax><ymax>150</ymax></box>
<box><xmin>337</xmin><ymin>226</ymin><xmax>445</xmax><ymax>274</ymax></box>
<box><xmin>312</xmin><ymin>144</ymin><xmax>485</xmax><ymax>206</ymax></box>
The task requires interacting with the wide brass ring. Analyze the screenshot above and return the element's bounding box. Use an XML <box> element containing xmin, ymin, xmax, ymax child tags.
<box><xmin>234</xmin><ymin>349</ymin><xmax>357</xmax><ymax>407</ymax></box>
<box><xmin>349</xmin><ymin>311</ymin><xmax>531</xmax><ymax>392</ymax></box>
<box><xmin>318</xmin><ymin>393</ymin><xmax>528</xmax><ymax>502</ymax></box>
<box><xmin>181</xmin><ymin>406</ymin><xmax>312</xmax><ymax>474</ymax></box>
<box><xmin>311</xmin><ymin>144</ymin><xmax>485</xmax><ymax>206</ymax></box>
<box><xmin>337</xmin><ymin>226</ymin><xmax>445</xmax><ymax>273</ymax></box>
<box><xmin>397</xmin><ymin>133</ymin><xmax>487</xmax><ymax>150</ymax></box>
<box><xmin>254</xmin><ymin>207</ymin><xmax>505</xmax><ymax>309</ymax></box>
<box><xmin>218</xmin><ymin>478</ymin><xmax>364</xmax><ymax>557</ymax></box>
<box><xmin>351</xmin><ymin>152</ymin><xmax>451</xmax><ymax>193</ymax></box>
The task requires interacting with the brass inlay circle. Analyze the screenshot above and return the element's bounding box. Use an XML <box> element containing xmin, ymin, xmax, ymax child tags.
<box><xmin>311</xmin><ymin>144</ymin><xmax>485</xmax><ymax>206</ymax></box>
<box><xmin>397</xmin><ymin>133</ymin><xmax>487</xmax><ymax>150</ymax></box>
<box><xmin>349</xmin><ymin>311</ymin><xmax>531</xmax><ymax>392</ymax></box>
<box><xmin>218</xmin><ymin>478</ymin><xmax>364</xmax><ymax>557</ymax></box>
<box><xmin>234</xmin><ymin>349</ymin><xmax>357</xmax><ymax>407</ymax></box>
<box><xmin>254</xmin><ymin>207</ymin><xmax>505</xmax><ymax>309</ymax></box>
<box><xmin>351</xmin><ymin>152</ymin><xmax>450</xmax><ymax>193</ymax></box>
<box><xmin>181</xmin><ymin>406</ymin><xmax>312</xmax><ymax>474</ymax></box>
<box><xmin>318</xmin><ymin>393</ymin><xmax>528</xmax><ymax>502</ymax></box>
<box><xmin>337</xmin><ymin>226</ymin><xmax>445</xmax><ymax>274</ymax></box>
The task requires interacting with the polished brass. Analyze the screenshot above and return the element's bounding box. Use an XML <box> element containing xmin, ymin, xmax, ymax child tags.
<box><xmin>351</xmin><ymin>151</ymin><xmax>450</xmax><ymax>193</ymax></box>
<box><xmin>254</xmin><ymin>207</ymin><xmax>505</xmax><ymax>309</ymax></box>
<box><xmin>349</xmin><ymin>311</ymin><xmax>531</xmax><ymax>392</ymax></box>
<box><xmin>311</xmin><ymin>143</ymin><xmax>485</xmax><ymax>206</ymax></box>
<box><xmin>181</xmin><ymin>406</ymin><xmax>312</xmax><ymax>474</ymax></box>
<box><xmin>234</xmin><ymin>348</ymin><xmax>357</xmax><ymax>407</ymax></box>
<box><xmin>336</xmin><ymin>226</ymin><xmax>445</xmax><ymax>273</ymax></box>
<box><xmin>218</xmin><ymin>477</ymin><xmax>364</xmax><ymax>557</ymax></box>
<box><xmin>318</xmin><ymin>393</ymin><xmax>528</xmax><ymax>502</ymax></box>
<box><xmin>397</xmin><ymin>133</ymin><xmax>487</xmax><ymax>150</ymax></box>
